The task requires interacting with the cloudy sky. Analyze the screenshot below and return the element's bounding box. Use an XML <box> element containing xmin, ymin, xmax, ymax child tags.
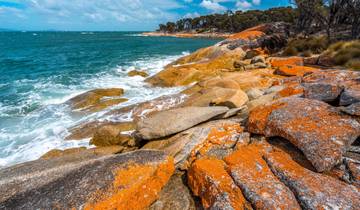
<box><xmin>0</xmin><ymin>0</ymin><xmax>290</xmax><ymax>31</ymax></box>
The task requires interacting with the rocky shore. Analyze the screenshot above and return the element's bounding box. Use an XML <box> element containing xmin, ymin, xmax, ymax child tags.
<box><xmin>1</xmin><ymin>22</ymin><xmax>360</xmax><ymax>209</ymax></box>
<box><xmin>142</xmin><ymin>31</ymin><xmax>231</xmax><ymax>39</ymax></box>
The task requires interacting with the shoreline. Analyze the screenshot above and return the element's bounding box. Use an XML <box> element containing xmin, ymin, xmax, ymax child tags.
<box><xmin>142</xmin><ymin>31</ymin><xmax>231</xmax><ymax>39</ymax></box>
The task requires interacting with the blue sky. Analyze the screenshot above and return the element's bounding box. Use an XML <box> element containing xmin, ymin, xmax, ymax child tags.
<box><xmin>0</xmin><ymin>0</ymin><xmax>290</xmax><ymax>31</ymax></box>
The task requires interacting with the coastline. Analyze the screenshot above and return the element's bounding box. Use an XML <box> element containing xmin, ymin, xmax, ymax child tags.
<box><xmin>142</xmin><ymin>31</ymin><xmax>231</xmax><ymax>39</ymax></box>
<box><xmin>1</xmin><ymin>23</ymin><xmax>360</xmax><ymax>208</ymax></box>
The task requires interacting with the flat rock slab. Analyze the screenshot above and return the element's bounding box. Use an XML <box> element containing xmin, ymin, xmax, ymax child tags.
<box><xmin>0</xmin><ymin>150</ymin><xmax>174</xmax><ymax>210</ymax></box>
<box><xmin>224</xmin><ymin>144</ymin><xmax>301</xmax><ymax>210</ymax></box>
<box><xmin>136</xmin><ymin>106</ymin><xmax>229</xmax><ymax>140</ymax></box>
<box><xmin>264</xmin><ymin>150</ymin><xmax>360</xmax><ymax>209</ymax></box>
<box><xmin>248</xmin><ymin>97</ymin><xmax>360</xmax><ymax>172</ymax></box>
<box><xmin>187</xmin><ymin>158</ymin><xmax>251</xmax><ymax>210</ymax></box>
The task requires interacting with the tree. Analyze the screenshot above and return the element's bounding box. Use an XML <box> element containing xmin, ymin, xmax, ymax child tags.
<box><xmin>344</xmin><ymin>0</ymin><xmax>360</xmax><ymax>39</ymax></box>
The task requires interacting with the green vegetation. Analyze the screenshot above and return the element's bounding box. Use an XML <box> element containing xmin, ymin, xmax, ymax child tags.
<box><xmin>157</xmin><ymin>7</ymin><xmax>297</xmax><ymax>33</ymax></box>
<box><xmin>283</xmin><ymin>36</ymin><xmax>329</xmax><ymax>56</ymax></box>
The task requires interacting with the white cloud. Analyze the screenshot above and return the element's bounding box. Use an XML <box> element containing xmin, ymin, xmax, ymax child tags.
<box><xmin>252</xmin><ymin>0</ymin><xmax>261</xmax><ymax>5</ymax></box>
<box><xmin>200</xmin><ymin>0</ymin><xmax>227</xmax><ymax>12</ymax></box>
<box><xmin>236</xmin><ymin>1</ymin><xmax>252</xmax><ymax>10</ymax></box>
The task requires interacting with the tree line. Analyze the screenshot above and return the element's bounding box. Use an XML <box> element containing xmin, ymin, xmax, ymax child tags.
<box><xmin>157</xmin><ymin>7</ymin><xmax>297</xmax><ymax>34</ymax></box>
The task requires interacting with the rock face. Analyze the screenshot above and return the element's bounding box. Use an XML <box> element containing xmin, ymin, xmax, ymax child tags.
<box><xmin>187</xmin><ymin>158</ymin><xmax>251</xmax><ymax>210</ymax></box>
<box><xmin>248</xmin><ymin>97</ymin><xmax>360</xmax><ymax>172</ymax></box>
<box><xmin>136</xmin><ymin>106</ymin><xmax>229</xmax><ymax>140</ymax></box>
<box><xmin>149</xmin><ymin>173</ymin><xmax>196</xmax><ymax>210</ymax></box>
<box><xmin>128</xmin><ymin>70</ymin><xmax>149</xmax><ymax>77</ymax></box>
<box><xmin>66</xmin><ymin>88</ymin><xmax>127</xmax><ymax>113</ymax></box>
<box><xmin>0</xmin><ymin>150</ymin><xmax>174</xmax><ymax>210</ymax></box>
<box><xmin>224</xmin><ymin>144</ymin><xmax>301</xmax><ymax>210</ymax></box>
<box><xmin>264</xmin><ymin>150</ymin><xmax>360</xmax><ymax>209</ymax></box>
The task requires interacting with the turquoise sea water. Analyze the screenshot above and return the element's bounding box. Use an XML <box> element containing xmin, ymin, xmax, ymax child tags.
<box><xmin>0</xmin><ymin>32</ymin><xmax>220</xmax><ymax>167</ymax></box>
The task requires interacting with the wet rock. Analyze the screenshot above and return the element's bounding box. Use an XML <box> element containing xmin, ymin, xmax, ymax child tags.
<box><xmin>340</xmin><ymin>85</ymin><xmax>360</xmax><ymax>106</ymax></box>
<box><xmin>340</xmin><ymin>102</ymin><xmax>360</xmax><ymax>116</ymax></box>
<box><xmin>224</xmin><ymin>144</ymin><xmax>301</xmax><ymax>210</ymax></box>
<box><xmin>303</xmin><ymin>82</ymin><xmax>343</xmax><ymax>102</ymax></box>
<box><xmin>90</xmin><ymin>122</ymin><xmax>136</xmax><ymax>147</ymax></box>
<box><xmin>149</xmin><ymin>173</ymin><xmax>196</xmax><ymax>210</ymax></box>
<box><xmin>211</xmin><ymin>88</ymin><xmax>249</xmax><ymax>108</ymax></box>
<box><xmin>251</xmin><ymin>55</ymin><xmax>265</xmax><ymax>64</ymax></box>
<box><xmin>0</xmin><ymin>150</ymin><xmax>174</xmax><ymax>210</ymax></box>
<box><xmin>187</xmin><ymin>158</ymin><xmax>251</xmax><ymax>210</ymax></box>
<box><xmin>128</xmin><ymin>70</ymin><xmax>149</xmax><ymax>77</ymax></box>
<box><xmin>264</xmin><ymin>150</ymin><xmax>360</xmax><ymax>209</ymax></box>
<box><xmin>40</xmin><ymin>146</ymin><xmax>126</xmax><ymax>160</ymax></box>
<box><xmin>248</xmin><ymin>97</ymin><xmax>360</xmax><ymax>172</ymax></box>
<box><xmin>66</xmin><ymin>88</ymin><xmax>127</xmax><ymax>113</ymax></box>
<box><xmin>246</xmin><ymin>88</ymin><xmax>264</xmax><ymax>100</ymax></box>
<box><xmin>136</xmin><ymin>106</ymin><xmax>229</xmax><ymax>140</ymax></box>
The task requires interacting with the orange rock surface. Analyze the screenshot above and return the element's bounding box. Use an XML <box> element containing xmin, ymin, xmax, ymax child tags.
<box><xmin>84</xmin><ymin>157</ymin><xmax>175</xmax><ymax>210</ymax></box>
<box><xmin>274</xmin><ymin>65</ymin><xmax>320</xmax><ymax>77</ymax></box>
<box><xmin>248</xmin><ymin>97</ymin><xmax>360</xmax><ymax>172</ymax></box>
<box><xmin>269</xmin><ymin>56</ymin><xmax>304</xmax><ymax>67</ymax></box>
<box><xmin>264</xmin><ymin>150</ymin><xmax>360</xmax><ymax>209</ymax></box>
<box><xmin>224</xmin><ymin>144</ymin><xmax>301</xmax><ymax>209</ymax></box>
<box><xmin>187</xmin><ymin>158</ymin><xmax>251</xmax><ymax>210</ymax></box>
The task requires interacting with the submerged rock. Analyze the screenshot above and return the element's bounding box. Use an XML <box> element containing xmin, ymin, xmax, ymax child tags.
<box><xmin>248</xmin><ymin>97</ymin><xmax>360</xmax><ymax>172</ymax></box>
<box><xmin>128</xmin><ymin>70</ymin><xmax>149</xmax><ymax>77</ymax></box>
<box><xmin>136</xmin><ymin>106</ymin><xmax>229</xmax><ymax>140</ymax></box>
<box><xmin>187</xmin><ymin>158</ymin><xmax>251</xmax><ymax>210</ymax></box>
<box><xmin>0</xmin><ymin>150</ymin><xmax>174</xmax><ymax>210</ymax></box>
<box><xmin>264</xmin><ymin>150</ymin><xmax>360</xmax><ymax>209</ymax></box>
<box><xmin>66</xmin><ymin>88</ymin><xmax>127</xmax><ymax>113</ymax></box>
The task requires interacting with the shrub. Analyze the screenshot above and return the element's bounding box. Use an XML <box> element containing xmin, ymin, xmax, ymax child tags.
<box><xmin>324</xmin><ymin>40</ymin><xmax>360</xmax><ymax>70</ymax></box>
<box><xmin>346</xmin><ymin>59</ymin><xmax>360</xmax><ymax>70</ymax></box>
<box><xmin>283</xmin><ymin>36</ymin><xmax>329</xmax><ymax>56</ymax></box>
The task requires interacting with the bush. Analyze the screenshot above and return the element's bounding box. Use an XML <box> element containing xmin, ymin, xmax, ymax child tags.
<box><xmin>325</xmin><ymin>40</ymin><xmax>360</xmax><ymax>70</ymax></box>
<box><xmin>283</xmin><ymin>36</ymin><xmax>329</xmax><ymax>56</ymax></box>
<box><xmin>346</xmin><ymin>59</ymin><xmax>360</xmax><ymax>70</ymax></box>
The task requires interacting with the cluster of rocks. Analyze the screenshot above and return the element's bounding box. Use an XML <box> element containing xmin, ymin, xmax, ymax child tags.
<box><xmin>1</xmin><ymin>22</ymin><xmax>360</xmax><ymax>209</ymax></box>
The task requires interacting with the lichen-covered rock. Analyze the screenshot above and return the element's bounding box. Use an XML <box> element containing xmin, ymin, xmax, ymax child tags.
<box><xmin>66</xmin><ymin>88</ymin><xmax>127</xmax><ymax>113</ymax></box>
<box><xmin>274</xmin><ymin>65</ymin><xmax>319</xmax><ymax>77</ymax></box>
<box><xmin>224</xmin><ymin>144</ymin><xmax>301</xmax><ymax>210</ymax></box>
<box><xmin>90</xmin><ymin>122</ymin><xmax>136</xmax><ymax>147</ymax></box>
<box><xmin>248</xmin><ymin>97</ymin><xmax>360</xmax><ymax>172</ymax></box>
<box><xmin>269</xmin><ymin>56</ymin><xmax>304</xmax><ymax>67</ymax></box>
<box><xmin>0</xmin><ymin>150</ymin><xmax>174</xmax><ymax>210</ymax></box>
<box><xmin>264</xmin><ymin>150</ymin><xmax>360</xmax><ymax>209</ymax></box>
<box><xmin>303</xmin><ymin>82</ymin><xmax>343</xmax><ymax>102</ymax></box>
<box><xmin>150</xmin><ymin>173</ymin><xmax>196</xmax><ymax>210</ymax></box>
<box><xmin>136</xmin><ymin>106</ymin><xmax>229</xmax><ymax>140</ymax></box>
<box><xmin>187</xmin><ymin>158</ymin><xmax>251</xmax><ymax>210</ymax></box>
<box><xmin>340</xmin><ymin>102</ymin><xmax>360</xmax><ymax>116</ymax></box>
<box><xmin>128</xmin><ymin>70</ymin><xmax>149</xmax><ymax>77</ymax></box>
<box><xmin>345</xmin><ymin>158</ymin><xmax>360</xmax><ymax>189</ymax></box>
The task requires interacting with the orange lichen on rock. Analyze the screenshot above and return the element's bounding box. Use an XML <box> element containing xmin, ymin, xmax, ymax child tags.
<box><xmin>84</xmin><ymin>157</ymin><xmax>175</xmax><ymax>210</ymax></box>
<box><xmin>274</xmin><ymin>65</ymin><xmax>320</xmax><ymax>77</ymax></box>
<box><xmin>264</xmin><ymin>150</ymin><xmax>360</xmax><ymax>209</ymax></box>
<box><xmin>249</xmin><ymin>97</ymin><xmax>360</xmax><ymax>172</ymax></box>
<box><xmin>224</xmin><ymin>144</ymin><xmax>301</xmax><ymax>210</ymax></box>
<box><xmin>276</xmin><ymin>84</ymin><xmax>304</xmax><ymax>98</ymax></box>
<box><xmin>269</xmin><ymin>56</ymin><xmax>304</xmax><ymax>68</ymax></box>
<box><xmin>228</xmin><ymin>30</ymin><xmax>265</xmax><ymax>41</ymax></box>
<box><xmin>187</xmin><ymin>158</ymin><xmax>251</xmax><ymax>210</ymax></box>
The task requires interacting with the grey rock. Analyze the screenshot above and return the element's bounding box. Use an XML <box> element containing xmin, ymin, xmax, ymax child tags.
<box><xmin>136</xmin><ymin>106</ymin><xmax>229</xmax><ymax>140</ymax></box>
<box><xmin>303</xmin><ymin>82</ymin><xmax>343</xmax><ymax>102</ymax></box>
<box><xmin>340</xmin><ymin>102</ymin><xmax>360</xmax><ymax>116</ymax></box>
<box><xmin>340</xmin><ymin>87</ymin><xmax>360</xmax><ymax>106</ymax></box>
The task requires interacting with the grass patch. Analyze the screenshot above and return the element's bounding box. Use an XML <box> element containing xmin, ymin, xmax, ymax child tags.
<box><xmin>283</xmin><ymin>36</ymin><xmax>329</xmax><ymax>56</ymax></box>
<box><xmin>325</xmin><ymin>41</ymin><xmax>360</xmax><ymax>70</ymax></box>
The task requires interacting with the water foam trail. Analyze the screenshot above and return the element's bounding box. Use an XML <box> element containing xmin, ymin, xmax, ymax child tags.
<box><xmin>0</xmin><ymin>53</ymin><xmax>188</xmax><ymax>168</ymax></box>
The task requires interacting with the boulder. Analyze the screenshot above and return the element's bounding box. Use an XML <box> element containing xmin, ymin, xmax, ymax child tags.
<box><xmin>248</xmin><ymin>97</ymin><xmax>360</xmax><ymax>172</ymax></box>
<box><xmin>246</xmin><ymin>88</ymin><xmax>264</xmax><ymax>100</ymax></box>
<box><xmin>341</xmin><ymin>102</ymin><xmax>360</xmax><ymax>116</ymax></box>
<box><xmin>244</xmin><ymin>49</ymin><xmax>261</xmax><ymax>59</ymax></box>
<box><xmin>66</xmin><ymin>88</ymin><xmax>127</xmax><ymax>113</ymax></box>
<box><xmin>149</xmin><ymin>173</ymin><xmax>196</xmax><ymax>210</ymax></box>
<box><xmin>345</xmin><ymin>159</ymin><xmax>360</xmax><ymax>189</ymax></box>
<box><xmin>274</xmin><ymin>65</ymin><xmax>319</xmax><ymax>77</ymax></box>
<box><xmin>246</xmin><ymin>92</ymin><xmax>276</xmax><ymax>111</ymax></box>
<box><xmin>136</xmin><ymin>106</ymin><xmax>229</xmax><ymax>140</ymax></box>
<box><xmin>276</xmin><ymin>84</ymin><xmax>304</xmax><ymax>98</ymax></box>
<box><xmin>0</xmin><ymin>150</ymin><xmax>174</xmax><ymax>210</ymax></box>
<box><xmin>199</xmin><ymin>77</ymin><xmax>240</xmax><ymax>90</ymax></box>
<box><xmin>187</xmin><ymin>158</ymin><xmax>251</xmax><ymax>210</ymax></box>
<box><xmin>264</xmin><ymin>150</ymin><xmax>360</xmax><ymax>209</ymax></box>
<box><xmin>40</xmin><ymin>146</ymin><xmax>124</xmax><ymax>159</ymax></box>
<box><xmin>210</xmin><ymin>88</ymin><xmax>249</xmax><ymax>108</ymax></box>
<box><xmin>303</xmin><ymin>82</ymin><xmax>343</xmax><ymax>103</ymax></box>
<box><xmin>340</xmin><ymin>85</ymin><xmax>360</xmax><ymax>106</ymax></box>
<box><xmin>269</xmin><ymin>56</ymin><xmax>304</xmax><ymax>67</ymax></box>
<box><xmin>90</xmin><ymin>122</ymin><xmax>136</xmax><ymax>147</ymax></box>
<box><xmin>224</xmin><ymin>144</ymin><xmax>301</xmax><ymax>209</ymax></box>
<box><xmin>128</xmin><ymin>70</ymin><xmax>149</xmax><ymax>77</ymax></box>
<box><xmin>251</xmin><ymin>55</ymin><xmax>266</xmax><ymax>64</ymax></box>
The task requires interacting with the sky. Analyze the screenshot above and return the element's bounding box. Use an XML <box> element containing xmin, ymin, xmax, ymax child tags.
<box><xmin>0</xmin><ymin>0</ymin><xmax>290</xmax><ymax>31</ymax></box>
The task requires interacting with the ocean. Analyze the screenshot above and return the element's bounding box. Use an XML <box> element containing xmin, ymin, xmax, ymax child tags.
<box><xmin>0</xmin><ymin>31</ymin><xmax>220</xmax><ymax>167</ymax></box>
